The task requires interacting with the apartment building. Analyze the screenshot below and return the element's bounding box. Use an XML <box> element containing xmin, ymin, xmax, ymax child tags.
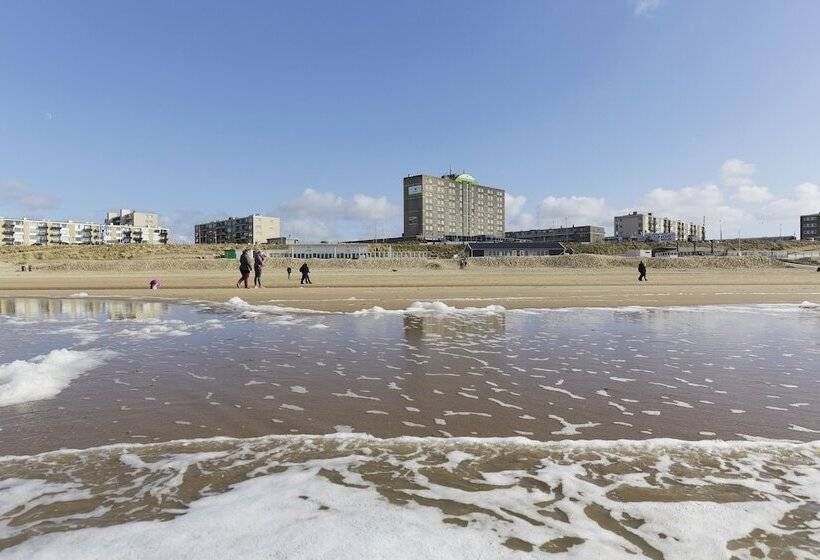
<box><xmin>403</xmin><ymin>173</ymin><xmax>505</xmax><ymax>241</ymax></box>
<box><xmin>506</xmin><ymin>225</ymin><xmax>605</xmax><ymax>243</ymax></box>
<box><xmin>614</xmin><ymin>212</ymin><xmax>705</xmax><ymax>242</ymax></box>
<box><xmin>105</xmin><ymin>208</ymin><xmax>161</xmax><ymax>228</ymax></box>
<box><xmin>194</xmin><ymin>214</ymin><xmax>281</xmax><ymax>244</ymax></box>
<box><xmin>801</xmin><ymin>212</ymin><xmax>819</xmax><ymax>240</ymax></box>
<box><xmin>0</xmin><ymin>214</ymin><xmax>169</xmax><ymax>246</ymax></box>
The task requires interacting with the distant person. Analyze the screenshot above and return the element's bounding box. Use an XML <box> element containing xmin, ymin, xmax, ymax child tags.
<box><xmin>253</xmin><ymin>250</ymin><xmax>267</xmax><ymax>288</ymax></box>
<box><xmin>299</xmin><ymin>262</ymin><xmax>311</xmax><ymax>285</ymax></box>
<box><xmin>638</xmin><ymin>260</ymin><xmax>647</xmax><ymax>282</ymax></box>
<box><xmin>287</xmin><ymin>266</ymin><xmax>292</xmax><ymax>280</ymax></box>
<box><xmin>149</xmin><ymin>278</ymin><xmax>161</xmax><ymax>290</ymax></box>
<box><xmin>236</xmin><ymin>249</ymin><xmax>252</xmax><ymax>288</ymax></box>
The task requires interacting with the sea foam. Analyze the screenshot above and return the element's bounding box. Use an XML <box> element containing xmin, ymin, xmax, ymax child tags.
<box><xmin>0</xmin><ymin>349</ymin><xmax>115</xmax><ymax>407</ymax></box>
<box><xmin>351</xmin><ymin>300</ymin><xmax>506</xmax><ymax>316</ymax></box>
<box><xmin>0</xmin><ymin>434</ymin><xmax>817</xmax><ymax>560</ymax></box>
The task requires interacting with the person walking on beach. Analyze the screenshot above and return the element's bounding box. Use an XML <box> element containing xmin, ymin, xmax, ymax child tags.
<box><xmin>299</xmin><ymin>262</ymin><xmax>311</xmax><ymax>285</ymax></box>
<box><xmin>253</xmin><ymin>250</ymin><xmax>267</xmax><ymax>288</ymax></box>
<box><xmin>638</xmin><ymin>260</ymin><xmax>647</xmax><ymax>282</ymax></box>
<box><xmin>287</xmin><ymin>266</ymin><xmax>292</xmax><ymax>280</ymax></box>
<box><xmin>236</xmin><ymin>249</ymin><xmax>252</xmax><ymax>288</ymax></box>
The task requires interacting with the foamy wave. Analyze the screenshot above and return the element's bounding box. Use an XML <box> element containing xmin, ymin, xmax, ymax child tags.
<box><xmin>224</xmin><ymin>298</ymin><xmax>506</xmax><ymax>318</ymax></box>
<box><xmin>214</xmin><ymin>298</ymin><xmax>820</xmax><ymax>319</ymax></box>
<box><xmin>0</xmin><ymin>433</ymin><xmax>816</xmax><ymax>559</ymax></box>
<box><xmin>224</xmin><ymin>297</ymin><xmax>324</xmax><ymax>316</ymax></box>
<box><xmin>0</xmin><ymin>349</ymin><xmax>115</xmax><ymax>407</ymax></box>
<box><xmin>352</xmin><ymin>301</ymin><xmax>506</xmax><ymax>316</ymax></box>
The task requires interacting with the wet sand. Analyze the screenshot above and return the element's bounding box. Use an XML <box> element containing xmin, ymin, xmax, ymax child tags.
<box><xmin>0</xmin><ymin>297</ymin><xmax>817</xmax><ymax>455</ymax></box>
<box><xmin>0</xmin><ymin>296</ymin><xmax>818</xmax><ymax>558</ymax></box>
<box><xmin>0</xmin><ymin>267</ymin><xmax>818</xmax><ymax>311</ymax></box>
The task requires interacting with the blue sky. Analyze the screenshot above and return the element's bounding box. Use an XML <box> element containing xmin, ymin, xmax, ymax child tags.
<box><xmin>2</xmin><ymin>0</ymin><xmax>820</xmax><ymax>240</ymax></box>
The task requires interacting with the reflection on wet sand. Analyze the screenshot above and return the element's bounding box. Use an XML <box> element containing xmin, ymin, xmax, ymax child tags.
<box><xmin>403</xmin><ymin>312</ymin><xmax>507</xmax><ymax>342</ymax></box>
<box><xmin>0</xmin><ymin>297</ymin><xmax>168</xmax><ymax>321</ymax></box>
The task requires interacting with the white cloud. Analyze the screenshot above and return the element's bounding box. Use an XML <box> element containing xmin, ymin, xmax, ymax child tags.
<box><xmin>765</xmin><ymin>183</ymin><xmax>820</xmax><ymax>221</ymax></box>
<box><xmin>634</xmin><ymin>0</ymin><xmax>662</xmax><ymax>16</ymax></box>
<box><xmin>733</xmin><ymin>184</ymin><xmax>771</xmax><ymax>203</ymax></box>
<box><xmin>349</xmin><ymin>194</ymin><xmax>398</xmax><ymax>222</ymax></box>
<box><xmin>718</xmin><ymin>158</ymin><xmax>772</xmax><ymax>204</ymax></box>
<box><xmin>504</xmin><ymin>193</ymin><xmax>536</xmax><ymax>230</ymax></box>
<box><xmin>639</xmin><ymin>183</ymin><xmax>723</xmax><ymax>220</ymax></box>
<box><xmin>0</xmin><ymin>180</ymin><xmax>59</xmax><ymax>212</ymax></box>
<box><xmin>720</xmin><ymin>158</ymin><xmax>756</xmax><ymax>186</ymax></box>
<box><xmin>281</xmin><ymin>218</ymin><xmax>332</xmax><ymax>241</ymax></box>
<box><xmin>537</xmin><ymin>195</ymin><xmax>610</xmax><ymax>228</ymax></box>
<box><xmin>278</xmin><ymin>188</ymin><xmax>400</xmax><ymax>241</ymax></box>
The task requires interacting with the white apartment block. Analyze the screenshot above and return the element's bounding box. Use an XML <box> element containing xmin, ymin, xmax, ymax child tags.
<box><xmin>614</xmin><ymin>211</ymin><xmax>705</xmax><ymax>242</ymax></box>
<box><xmin>0</xmin><ymin>215</ymin><xmax>169</xmax><ymax>246</ymax></box>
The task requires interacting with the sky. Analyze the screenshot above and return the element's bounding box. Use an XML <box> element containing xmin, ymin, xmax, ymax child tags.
<box><xmin>2</xmin><ymin>0</ymin><xmax>820</xmax><ymax>241</ymax></box>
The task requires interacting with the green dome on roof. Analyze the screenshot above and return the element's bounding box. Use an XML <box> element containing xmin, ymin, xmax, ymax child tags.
<box><xmin>455</xmin><ymin>173</ymin><xmax>478</xmax><ymax>184</ymax></box>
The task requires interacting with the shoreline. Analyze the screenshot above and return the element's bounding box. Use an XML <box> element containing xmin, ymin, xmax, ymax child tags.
<box><xmin>1</xmin><ymin>267</ymin><xmax>818</xmax><ymax>312</ymax></box>
<box><xmin>2</xmin><ymin>431</ymin><xmax>816</xmax><ymax>461</ymax></box>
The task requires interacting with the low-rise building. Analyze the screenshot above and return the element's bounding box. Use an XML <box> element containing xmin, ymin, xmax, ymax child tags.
<box><xmin>614</xmin><ymin>212</ymin><xmax>705</xmax><ymax>241</ymax></box>
<box><xmin>194</xmin><ymin>214</ymin><xmax>281</xmax><ymax>244</ymax></box>
<box><xmin>465</xmin><ymin>241</ymin><xmax>572</xmax><ymax>257</ymax></box>
<box><xmin>506</xmin><ymin>225</ymin><xmax>605</xmax><ymax>243</ymax></box>
<box><xmin>266</xmin><ymin>244</ymin><xmax>370</xmax><ymax>259</ymax></box>
<box><xmin>266</xmin><ymin>236</ymin><xmax>300</xmax><ymax>245</ymax></box>
<box><xmin>624</xmin><ymin>249</ymin><xmax>652</xmax><ymax>258</ymax></box>
<box><xmin>801</xmin><ymin>212</ymin><xmax>819</xmax><ymax>240</ymax></box>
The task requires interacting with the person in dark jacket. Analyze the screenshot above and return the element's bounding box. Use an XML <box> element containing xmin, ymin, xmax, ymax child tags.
<box><xmin>236</xmin><ymin>249</ymin><xmax>252</xmax><ymax>288</ymax></box>
<box><xmin>299</xmin><ymin>262</ymin><xmax>311</xmax><ymax>285</ymax></box>
<box><xmin>638</xmin><ymin>260</ymin><xmax>647</xmax><ymax>282</ymax></box>
<box><xmin>253</xmin><ymin>250</ymin><xmax>267</xmax><ymax>288</ymax></box>
<box><xmin>287</xmin><ymin>266</ymin><xmax>292</xmax><ymax>280</ymax></box>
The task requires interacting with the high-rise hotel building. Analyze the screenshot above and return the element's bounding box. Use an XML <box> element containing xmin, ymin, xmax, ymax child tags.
<box><xmin>403</xmin><ymin>173</ymin><xmax>505</xmax><ymax>241</ymax></box>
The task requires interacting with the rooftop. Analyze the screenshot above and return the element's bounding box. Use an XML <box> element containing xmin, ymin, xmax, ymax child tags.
<box><xmin>454</xmin><ymin>173</ymin><xmax>478</xmax><ymax>185</ymax></box>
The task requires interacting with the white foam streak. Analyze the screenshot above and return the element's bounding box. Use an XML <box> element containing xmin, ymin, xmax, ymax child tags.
<box><xmin>351</xmin><ymin>301</ymin><xmax>506</xmax><ymax>316</ymax></box>
<box><xmin>0</xmin><ymin>349</ymin><xmax>115</xmax><ymax>407</ymax></box>
<box><xmin>0</xmin><ymin>433</ymin><xmax>817</xmax><ymax>560</ymax></box>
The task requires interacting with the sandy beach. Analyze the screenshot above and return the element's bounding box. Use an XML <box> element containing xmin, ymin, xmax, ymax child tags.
<box><xmin>1</xmin><ymin>257</ymin><xmax>818</xmax><ymax>558</ymax></box>
<box><xmin>0</xmin><ymin>266</ymin><xmax>818</xmax><ymax>311</ymax></box>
